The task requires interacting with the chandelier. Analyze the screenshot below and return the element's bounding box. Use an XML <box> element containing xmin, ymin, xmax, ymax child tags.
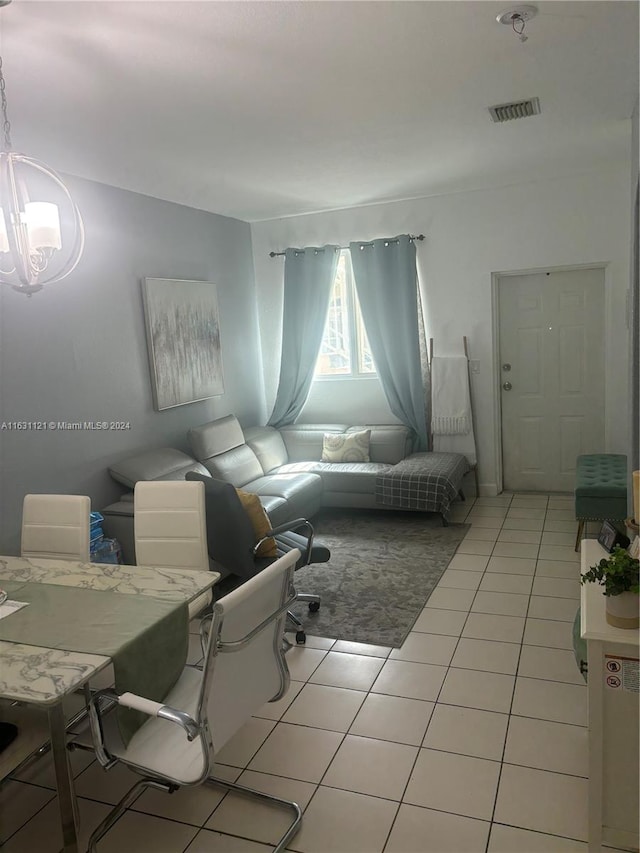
<box><xmin>0</xmin><ymin>44</ymin><xmax>84</xmax><ymax>295</ymax></box>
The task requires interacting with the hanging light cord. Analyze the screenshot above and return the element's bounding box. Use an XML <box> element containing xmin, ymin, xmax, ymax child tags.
<box><xmin>0</xmin><ymin>56</ymin><xmax>12</xmax><ymax>151</ymax></box>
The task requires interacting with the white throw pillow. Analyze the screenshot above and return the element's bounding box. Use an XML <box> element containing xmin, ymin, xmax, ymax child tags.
<box><xmin>321</xmin><ymin>430</ymin><xmax>371</xmax><ymax>463</ymax></box>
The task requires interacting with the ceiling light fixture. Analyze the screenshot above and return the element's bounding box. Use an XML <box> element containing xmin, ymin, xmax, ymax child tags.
<box><xmin>0</xmin><ymin>2</ymin><xmax>84</xmax><ymax>296</ymax></box>
<box><xmin>496</xmin><ymin>4</ymin><xmax>538</xmax><ymax>42</ymax></box>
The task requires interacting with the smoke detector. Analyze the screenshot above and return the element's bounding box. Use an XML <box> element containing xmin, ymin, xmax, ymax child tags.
<box><xmin>497</xmin><ymin>5</ymin><xmax>538</xmax><ymax>41</ymax></box>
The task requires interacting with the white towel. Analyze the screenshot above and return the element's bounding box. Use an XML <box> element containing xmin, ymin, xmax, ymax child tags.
<box><xmin>431</xmin><ymin>356</ymin><xmax>472</xmax><ymax>435</ymax></box>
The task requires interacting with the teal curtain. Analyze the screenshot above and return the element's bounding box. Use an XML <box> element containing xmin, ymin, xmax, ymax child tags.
<box><xmin>268</xmin><ymin>245</ymin><xmax>340</xmax><ymax>428</ymax></box>
<box><xmin>349</xmin><ymin>235</ymin><xmax>428</xmax><ymax>451</ymax></box>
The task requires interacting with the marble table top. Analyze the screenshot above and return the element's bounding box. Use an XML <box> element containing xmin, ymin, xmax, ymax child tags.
<box><xmin>0</xmin><ymin>556</ymin><xmax>219</xmax><ymax>706</ymax></box>
<box><xmin>0</xmin><ymin>640</ymin><xmax>109</xmax><ymax>706</ymax></box>
<box><xmin>0</xmin><ymin>555</ymin><xmax>219</xmax><ymax>602</ymax></box>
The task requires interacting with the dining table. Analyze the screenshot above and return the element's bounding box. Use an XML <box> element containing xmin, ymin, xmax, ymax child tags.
<box><xmin>0</xmin><ymin>555</ymin><xmax>219</xmax><ymax>853</ymax></box>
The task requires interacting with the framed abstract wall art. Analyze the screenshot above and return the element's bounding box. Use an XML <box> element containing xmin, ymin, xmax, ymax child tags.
<box><xmin>142</xmin><ymin>278</ymin><xmax>224</xmax><ymax>410</ymax></box>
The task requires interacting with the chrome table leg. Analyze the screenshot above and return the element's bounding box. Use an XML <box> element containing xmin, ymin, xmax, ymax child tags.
<box><xmin>48</xmin><ymin>703</ymin><xmax>79</xmax><ymax>853</ymax></box>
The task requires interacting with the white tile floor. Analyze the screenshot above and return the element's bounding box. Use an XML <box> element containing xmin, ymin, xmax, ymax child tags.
<box><xmin>2</xmin><ymin>493</ymin><xmax>609</xmax><ymax>853</ymax></box>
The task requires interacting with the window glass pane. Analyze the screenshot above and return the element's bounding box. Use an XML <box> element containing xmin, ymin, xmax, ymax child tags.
<box><xmin>316</xmin><ymin>252</ymin><xmax>351</xmax><ymax>375</ymax></box>
<box><xmin>315</xmin><ymin>249</ymin><xmax>376</xmax><ymax>378</ymax></box>
<box><xmin>355</xmin><ymin>303</ymin><xmax>375</xmax><ymax>374</ymax></box>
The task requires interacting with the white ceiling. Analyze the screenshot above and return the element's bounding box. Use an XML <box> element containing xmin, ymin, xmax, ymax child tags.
<box><xmin>2</xmin><ymin>0</ymin><xmax>638</xmax><ymax>222</ymax></box>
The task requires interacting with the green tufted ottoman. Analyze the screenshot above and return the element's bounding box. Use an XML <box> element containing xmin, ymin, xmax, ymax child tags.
<box><xmin>574</xmin><ymin>453</ymin><xmax>627</xmax><ymax>550</ymax></box>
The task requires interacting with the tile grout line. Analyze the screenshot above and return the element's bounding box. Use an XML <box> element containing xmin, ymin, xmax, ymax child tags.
<box><xmin>137</xmin><ymin>641</ymin><xmax>334</xmax><ymax>847</ymax></box>
<box><xmin>483</xmin><ymin>494</ymin><xmax>549</xmax><ymax>853</ymax></box>
<box><xmin>206</xmin><ymin>640</ymin><xmax>333</xmax><ymax>851</ymax></box>
<box><xmin>290</xmin><ymin>638</ymin><xmax>388</xmax><ymax>849</ymax></box>
<box><xmin>423</xmin><ymin>494</ymin><xmax>557</xmax><ymax>848</ymax></box>
<box><xmin>383</xmin><ymin>492</ymin><xmax>491</xmax><ymax>853</ymax></box>
<box><xmin>0</xmin><ymin>781</ymin><xmax>58</xmax><ymax>846</ymax></box>
<box><xmin>380</xmin><ymin>494</ymin><xmax>513</xmax><ymax>853</ymax></box>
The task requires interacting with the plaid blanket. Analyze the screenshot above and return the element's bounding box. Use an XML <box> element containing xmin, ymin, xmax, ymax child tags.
<box><xmin>375</xmin><ymin>452</ymin><xmax>471</xmax><ymax>515</ymax></box>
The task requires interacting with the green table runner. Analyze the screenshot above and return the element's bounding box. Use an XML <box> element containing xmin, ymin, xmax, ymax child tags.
<box><xmin>0</xmin><ymin>580</ymin><xmax>188</xmax><ymax>745</ymax></box>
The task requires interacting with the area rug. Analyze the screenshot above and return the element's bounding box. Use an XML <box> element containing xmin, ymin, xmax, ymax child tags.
<box><xmin>288</xmin><ymin>508</ymin><xmax>469</xmax><ymax>648</ymax></box>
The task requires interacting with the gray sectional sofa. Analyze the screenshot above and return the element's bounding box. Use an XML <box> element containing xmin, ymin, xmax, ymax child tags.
<box><xmin>189</xmin><ymin>416</ymin><xmax>414</xmax><ymax>516</ymax></box>
<box><xmin>101</xmin><ymin>414</ymin><xmax>468</xmax><ymax>563</ymax></box>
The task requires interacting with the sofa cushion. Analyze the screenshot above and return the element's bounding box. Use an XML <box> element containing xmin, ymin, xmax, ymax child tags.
<box><xmin>243</xmin><ymin>472</ymin><xmax>323</xmax><ymax>520</ymax></box>
<box><xmin>277</xmin><ymin>461</ymin><xmax>391</xmax><ymax>495</ymax></box>
<box><xmin>244</xmin><ymin>472</ymin><xmax>322</xmax><ymax>500</ymax></box>
<box><xmin>188</xmin><ymin>415</ymin><xmax>245</xmax><ymax>460</ymax></box>
<box><xmin>244</xmin><ymin>426</ymin><xmax>289</xmax><ymax>473</ymax></box>
<box><xmin>346</xmin><ymin>425</ymin><xmax>413</xmax><ymax>464</ymax></box>
<box><xmin>279</xmin><ymin>423</ymin><xmax>413</xmax><ymax>465</ymax></box>
<box><xmin>203</xmin><ymin>444</ymin><xmax>264</xmax><ymax>488</ymax></box>
<box><xmin>279</xmin><ymin>424</ymin><xmax>350</xmax><ymax>462</ymax></box>
<box><xmin>322</xmin><ymin>430</ymin><xmax>371</xmax><ymax>463</ymax></box>
<box><xmin>259</xmin><ymin>495</ymin><xmax>289</xmax><ymax>526</ymax></box>
<box><xmin>189</xmin><ymin>416</ymin><xmax>264</xmax><ymax>487</ymax></box>
<box><xmin>109</xmin><ymin>448</ymin><xmax>209</xmax><ymax>490</ymax></box>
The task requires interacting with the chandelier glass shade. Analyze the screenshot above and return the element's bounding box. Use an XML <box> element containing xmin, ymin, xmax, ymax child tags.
<box><xmin>0</xmin><ymin>151</ymin><xmax>85</xmax><ymax>294</ymax></box>
<box><xmin>0</xmin><ymin>35</ymin><xmax>84</xmax><ymax>296</ymax></box>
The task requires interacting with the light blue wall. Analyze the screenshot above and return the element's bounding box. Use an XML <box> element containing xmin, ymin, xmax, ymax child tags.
<box><xmin>0</xmin><ymin>177</ymin><xmax>262</xmax><ymax>553</ymax></box>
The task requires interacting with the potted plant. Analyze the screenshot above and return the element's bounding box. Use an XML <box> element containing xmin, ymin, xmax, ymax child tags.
<box><xmin>580</xmin><ymin>545</ymin><xmax>640</xmax><ymax>629</ymax></box>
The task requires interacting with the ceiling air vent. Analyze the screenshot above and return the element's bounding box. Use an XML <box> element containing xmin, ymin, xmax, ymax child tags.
<box><xmin>488</xmin><ymin>97</ymin><xmax>541</xmax><ymax>123</ymax></box>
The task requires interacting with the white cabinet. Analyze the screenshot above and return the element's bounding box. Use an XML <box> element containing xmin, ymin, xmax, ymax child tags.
<box><xmin>580</xmin><ymin>540</ymin><xmax>639</xmax><ymax>852</ymax></box>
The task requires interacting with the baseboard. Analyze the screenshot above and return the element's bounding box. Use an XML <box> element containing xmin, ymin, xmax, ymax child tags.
<box><xmin>478</xmin><ymin>483</ymin><xmax>499</xmax><ymax>497</ymax></box>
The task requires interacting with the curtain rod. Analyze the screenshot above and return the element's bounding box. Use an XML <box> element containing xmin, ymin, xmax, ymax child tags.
<box><xmin>268</xmin><ymin>234</ymin><xmax>425</xmax><ymax>258</ymax></box>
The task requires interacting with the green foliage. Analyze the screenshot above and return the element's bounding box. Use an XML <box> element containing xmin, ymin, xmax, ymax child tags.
<box><xmin>580</xmin><ymin>546</ymin><xmax>640</xmax><ymax>596</ymax></box>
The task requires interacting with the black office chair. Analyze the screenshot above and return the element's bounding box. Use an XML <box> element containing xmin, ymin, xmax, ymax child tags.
<box><xmin>185</xmin><ymin>473</ymin><xmax>330</xmax><ymax>643</ymax></box>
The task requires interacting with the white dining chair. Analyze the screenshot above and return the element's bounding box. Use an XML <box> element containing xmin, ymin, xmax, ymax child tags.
<box><xmin>134</xmin><ymin>480</ymin><xmax>211</xmax><ymax>618</ymax></box>
<box><xmin>82</xmin><ymin>548</ymin><xmax>301</xmax><ymax>853</ymax></box>
<box><xmin>21</xmin><ymin>494</ymin><xmax>91</xmax><ymax>562</ymax></box>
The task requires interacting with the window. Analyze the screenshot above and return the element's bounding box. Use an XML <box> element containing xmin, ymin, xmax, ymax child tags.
<box><xmin>315</xmin><ymin>250</ymin><xmax>375</xmax><ymax>377</ymax></box>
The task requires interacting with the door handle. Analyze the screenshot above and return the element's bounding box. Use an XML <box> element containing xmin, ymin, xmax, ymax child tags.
<box><xmin>502</xmin><ymin>381</ymin><xmax>512</xmax><ymax>391</ymax></box>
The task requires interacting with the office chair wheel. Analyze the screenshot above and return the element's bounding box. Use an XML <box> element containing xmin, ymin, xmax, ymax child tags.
<box><xmin>295</xmin><ymin>630</ymin><xmax>306</xmax><ymax>644</ymax></box>
<box><xmin>308</xmin><ymin>601</ymin><xmax>320</xmax><ymax>613</ymax></box>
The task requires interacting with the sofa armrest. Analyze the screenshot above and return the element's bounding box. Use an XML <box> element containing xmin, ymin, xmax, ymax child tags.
<box><xmin>109</xmin><ymin>448</ymin><xmax>209</xmax><ymax>490</ymax></box>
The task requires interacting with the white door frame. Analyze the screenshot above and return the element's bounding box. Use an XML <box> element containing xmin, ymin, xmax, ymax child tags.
<box><xmin>491</xmin><ymin>262</ymin><xmax>610</xmax><ymax>494</ymax></box>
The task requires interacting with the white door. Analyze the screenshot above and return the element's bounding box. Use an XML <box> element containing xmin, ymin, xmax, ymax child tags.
<box><xmin>498</xmin><ymin>268</ymin><xmax>605</xmax><ymax>492</ymax></box>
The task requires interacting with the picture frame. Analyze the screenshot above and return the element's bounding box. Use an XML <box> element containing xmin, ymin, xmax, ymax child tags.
<box><xmin>597</xmin><ymin>520</ymin><xmax>630</xmax><ymax>554</ymax></box>
<box><xmin>141</xmin><ymin>278</ymin><xmax>224</xmax><ymax>411</ymax></box>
